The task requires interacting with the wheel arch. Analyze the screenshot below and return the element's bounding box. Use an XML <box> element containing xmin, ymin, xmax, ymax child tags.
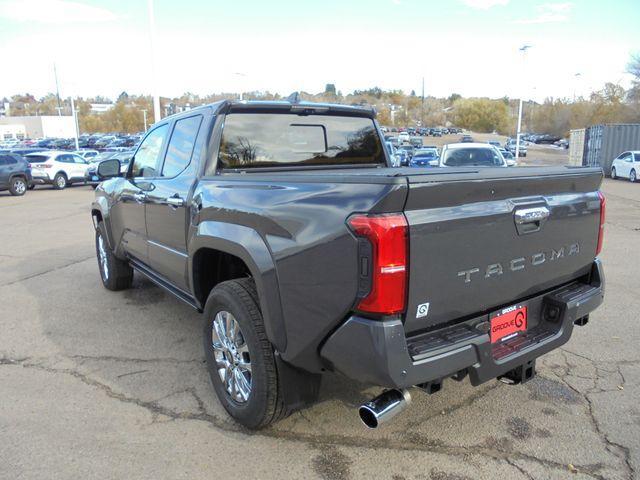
<box><xmin>91</xmin><ymin>198</ymin><xmax>115</xmax><ymax>250</ymax></box>
<box><xmin>189</xmin><ymin>221</ymin><xmax>287</xmax><ymax>352</ymax></box>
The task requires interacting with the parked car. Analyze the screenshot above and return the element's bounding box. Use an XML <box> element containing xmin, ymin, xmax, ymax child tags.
<box><xmin>439</xmin><ymin>143</ymin><xmax>507</xmax><ymax>167</ymax></box>
<box><xmin>533</xmin><ymin>134</ymin><xmax>561</xmax><ymax>145</ymax></box>
<box><xmin>0</xmin><ymin>153</ymin><xmax>32</xmax><ymax>196</ymax></box>
<box><xmin>410</xmin><ymin>137</ymin><xmax>423</xmax><ymax>149</ymax></box>
<box><xmin>25</xmin><ymin>151</ymin><xmax>90</xmax><ymax>189</ymax></box>
<box><xmin>460</xmin><ymin>135</ymin><xmax>474</xmax><ymax>143</ymax></box>
<box><xmin>431</xmin><ymin>129</ymin><xmax>442</xmax><ymax>137</ymax></box>
<box><xmin>505</xmin><ymin>138</ymin><xmax>527</xmax><ymax>157</ymax></box>
<box><xmin>610</xmin><ymin>151</ymin><xmax>640</xmax><ymax>182</ymax></box>
<box><xmin>409</xmin><ymin>148</ymin><xmax>439</xmax><ymax>167</ymax></box>
<box><xmin>395</xmin><ymin>148</ymin><xmax>409</xmax><ymax>166</ymax></box>
<box><xmin>487</xmin><ymin>141</ymin><xmax>501</xmax><ymax>148</ymax></box>
<box><xmin>398</xmin><ymin>132</ymin><xmax>410</xmax><ymax>144</ymax></box>
<box><xmin>75</xmin><ymin>149</ymin><xmax>100</xmax><ymax>161</ymax></box>
<box><xmin>91</xmin><ymin>99</ymin><xmax>605</xmax><ymax>430</ymax></box>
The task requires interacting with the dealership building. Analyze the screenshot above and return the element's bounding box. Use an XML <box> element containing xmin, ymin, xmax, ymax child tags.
<box><xmin>0</xmin><ymin>115</ymin><xmax>76</xmax><ymax>140</ymax></box>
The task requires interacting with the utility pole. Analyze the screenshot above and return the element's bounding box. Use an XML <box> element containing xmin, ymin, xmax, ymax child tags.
<box><xmin>147</xmin><ymin>0</ymin><xmax>161</xmax><ymax>123</ymax></box>
<box><xmin>70</xmin><ymin>96</ymin><xmax>79</xmax><ymax>150</ymax></box>
<box><xmin>142</xmin><ymin>109</ymin><xmax>148</xmax><ymax>131</ymax></box>
<box><xmin>53</xmin><ymin>63</ymin><xmax>62</xmax><ymax>116</ymax></box>
<box><xmin>515</xmin><ymin>45</ymin><xmax>532</xmax><ymax>160</ymax></box>
<box><xmin>421</xmin><ymin>76</ymin><xmax>425</xmax><ymax>126</ymax></box>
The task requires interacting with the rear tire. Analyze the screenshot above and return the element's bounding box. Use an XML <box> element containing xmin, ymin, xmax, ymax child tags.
<box><xmin>630</xmin><ymin>169</ymin><xmax>637</xmax><ymax>183</ymax></box>
<box><xmin>203</xmin><ymin>278</ymin><xmax>287</xmax><ymax>429</ymax></box>
<box><xmin>95</xmin><ymin>222</ymin><xmax>133</xmax><ymax>291</ymax></box>
<box><xmin>611</xmin><ymin>167</ymin><xmax>617</xmax><ymax>180</ymax></box>
<box><xmin>53</xmin><ymin>173</ymin><xmax>67</xmax><ymax>190</ymax></box>
<box><xmin>9</xmin><ymin>177</ymin><xmax>27</xmax><ymax>196</ymax></box>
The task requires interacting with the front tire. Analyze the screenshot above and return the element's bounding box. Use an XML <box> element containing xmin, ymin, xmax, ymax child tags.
<box><xmin>611</xmin><ymin>167</ymin><xmax>617</xmax><ymax>179</ymax></box>
<box><xmin>203</xmin><ymin>278</ymin><xmax>286</xmax><ymax>429</ymax></box>
<box><xmin>95</xmin><ymin>222</ymin><xmax>133</xmax><ymax>290</ymax></box>
<box><xmin>9</xmin><ymin>177</ymin><xmax>27</xmax><ymax>196</ymax></box>
<box><xmin>630</xmin><ymin>169</ymin><xmax>637</xmax><ymax>183</ymax></box>
<box><xmin>53</xmin><ymin>173</ymin><xmax>67</xmax><ymax>190</ymax></box>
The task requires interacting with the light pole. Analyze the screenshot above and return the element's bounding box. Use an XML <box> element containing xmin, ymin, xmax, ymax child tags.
<box><xmin>573</xmin><ymin>72</ymin><xmax>582</xmax><ymax>102</ymax></box>
<box><xmin>142</xmin><ymin>109</ymin><xmax>148</xmax><ymax>132</ymax></box>
<box><xmin>70</xmin><ymin>96</ymin><xmax>79</xmax><ymax>150</ymax></box>
<box><xmin>233</xmin><ymin>72</ymin><xmax>247</xmax><ymax>100</ymax></box>
<box><xmin>147</xmin><ymin>0</ymin><xmax>161</xmax><ymax>123</ymax></box>
<box><xmin>515</xmin><ymin>44</ymin><xmax>532</xmax><ymax>160</ymax></box>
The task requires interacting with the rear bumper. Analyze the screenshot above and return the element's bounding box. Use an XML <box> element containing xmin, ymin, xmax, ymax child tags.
<box><xmin>320</xmin><ymin>259</ymin><xmax>604</xmax><ymax>389</ymax></box>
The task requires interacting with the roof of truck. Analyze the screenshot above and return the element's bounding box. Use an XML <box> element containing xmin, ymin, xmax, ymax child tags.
<box><xmin>161</xmin><ymin>98</ymin><xmax>377</xmax><ymax>122</ymax></box>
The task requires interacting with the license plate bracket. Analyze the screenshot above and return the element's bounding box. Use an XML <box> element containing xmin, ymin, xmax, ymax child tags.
<box><xmin>490</xmin><ymin>305</ymin><xmax>527</xmax><ymax>343</ymax></box>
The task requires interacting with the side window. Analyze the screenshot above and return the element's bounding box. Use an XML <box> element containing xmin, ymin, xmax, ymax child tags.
<box><xmin>618</xmin><ymin>152</ymin><xmax>630</xmax><ymax>161</ymax></box>
<box><xmin>131</xmin><ymin>124</ymin><xmax>169</xmax><ymax>178</ymax></box>
<box><xmin>161</xmin><ymin>115</ymin><xmax>202</xmax><ymax>178</ymax></box>
<box><xmin>57</xmin><ymin>154</ymin><xmax>71</xmax><ymax>163</ymax></box>
<box><xmin>72</xmin><ymin>155</ymin><xmax>86</xmax><ymax>164</ymax></box>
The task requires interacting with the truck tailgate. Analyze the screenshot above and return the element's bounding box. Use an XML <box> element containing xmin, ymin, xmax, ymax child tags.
<box><xmin>403</xmin><ymin>167</ymin><xmax>603</xmax><ymax>335</ymax></box>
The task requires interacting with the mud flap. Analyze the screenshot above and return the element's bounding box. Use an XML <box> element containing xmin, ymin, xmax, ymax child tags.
<box><xmin>275</xmin><ymin>352</ymin><xmax>322</xmax><ymax>412</ymax></box>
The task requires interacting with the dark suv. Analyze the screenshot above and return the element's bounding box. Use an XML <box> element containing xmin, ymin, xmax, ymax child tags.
<box><xmin>0</xmin><ymin>153</ymin><xmax>32</xmax><ymax>196</ymax></box>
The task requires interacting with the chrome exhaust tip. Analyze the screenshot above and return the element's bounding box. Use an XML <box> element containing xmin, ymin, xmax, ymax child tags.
<box><xmin>358</xmin><ymin>389</ymin><xmax>411</xmax><ymax>429</ymax></box>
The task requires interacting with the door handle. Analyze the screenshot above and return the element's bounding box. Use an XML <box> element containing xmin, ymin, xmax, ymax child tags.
<box><xmin>514</xmin><ymin>206</ymin><xmax>550</xmax><ymax>224</ymax></box>
<box><xmin>514</xmin><ymin>206</ymin><xmax>549</xmax><ymax>235</ymax></box>
<box><xmin>165</xmin><ymin>196</ymin><xmax>185</xmax><ymax>207</ymax></box>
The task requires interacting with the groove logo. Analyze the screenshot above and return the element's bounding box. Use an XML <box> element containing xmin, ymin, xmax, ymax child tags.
<box><xmin>490</xmin><ymin>306</ymin><xmax>527</xmax><ymax>343</ymax></box>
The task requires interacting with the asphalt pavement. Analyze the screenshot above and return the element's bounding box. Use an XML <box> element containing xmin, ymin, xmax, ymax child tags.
<box><xmin>0</xmin><ymin>177</ymin><xmax>638</xmax><ymax>480</ymax></box>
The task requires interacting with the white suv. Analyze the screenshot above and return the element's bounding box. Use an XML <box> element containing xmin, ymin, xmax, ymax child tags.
<box><xmin>25</xmin><ymin>151</ymin><xmax>90</xmax><ymax>190</ymax></box>
<box><xmin>610</xmin><ymin>151</ymin><xmax>640</xmax><ymax>182</ymax></box>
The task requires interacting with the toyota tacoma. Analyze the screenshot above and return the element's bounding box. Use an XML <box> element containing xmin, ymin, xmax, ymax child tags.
<box><xmin>91</xmin><ymin>98</ymin><xmax>605</xmax><ymax>429</ymax></box>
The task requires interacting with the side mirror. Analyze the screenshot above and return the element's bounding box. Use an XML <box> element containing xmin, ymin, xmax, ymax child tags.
<box><xmin>506</xmin><ymin>159</ymin><xmax>517</xmax><ymax>167</ymax></box>
<box><xmin>97</xmin><ymin>159</ymin><xmax>121</xmax><ymax>179</ymax></box>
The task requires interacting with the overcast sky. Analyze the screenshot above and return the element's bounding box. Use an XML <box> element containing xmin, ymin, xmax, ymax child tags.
<box><xmin>0</xmin><ymin>0</ymin><xmax>638</xmax><ymax>102</ymax></box>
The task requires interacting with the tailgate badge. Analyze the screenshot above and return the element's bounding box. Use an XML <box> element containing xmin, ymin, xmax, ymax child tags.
<box><xmin>416</xmin><ymin>302</ymin><xmax>430</xmax><ymax>319</ymax></box>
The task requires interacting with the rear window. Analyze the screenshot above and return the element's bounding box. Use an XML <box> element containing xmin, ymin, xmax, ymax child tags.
<box><xmin>443</xmin><ymin>147</ymin><xmax>504</xmax><ymax>167</ymax></box>
<box><xmin>216</xmin><ymin>113</ymin><xmax>385</xmax><ymax>170</ymax></box>
<box><xmin>26</xmin><ymin>155</ymin><xmax>49</xmax><ymax>163</ymax></box>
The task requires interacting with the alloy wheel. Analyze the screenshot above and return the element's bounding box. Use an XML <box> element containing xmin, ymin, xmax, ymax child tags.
<box><xmin>211</xmin><ymin>310</ymin><xmax>252</xmax><ymax>403</ymax></box>
<box><xmin>14</xmin><ymin>179</ymin><xmax>26</xmax><ymax>195</ymax></box>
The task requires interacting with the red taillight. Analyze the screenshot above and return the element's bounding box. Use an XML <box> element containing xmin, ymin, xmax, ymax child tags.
<box><xmin>348</xmin><ymin>213</ymin><xmax>408</xmax><ymax>315</ymax></box>
<box><xmin>596</xmin><ymin>191</ymin><xmax>605</xmax><ymax>256</ymax></box>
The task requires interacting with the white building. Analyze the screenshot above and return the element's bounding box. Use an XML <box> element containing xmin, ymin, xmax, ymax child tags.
<box><xmin>90</xmin><ymin>103</ymin><xmax>115</xmax><ymax>113</ymax></box>
<box><xmin>0</xmin><ymin>116</ymin><xmax>76</xmax><ymax>139</ymax></box>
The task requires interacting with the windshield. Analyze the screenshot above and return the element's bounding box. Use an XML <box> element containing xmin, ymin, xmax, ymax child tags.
<box><xmin>442</xmin><ymin>147</ymin><xmax>504</xmax><ymax>167</ymax></box>
<box><xmin>217</xmin><ymin>113</ymin><xmax>385</xmax><ymax>169</ymax></box>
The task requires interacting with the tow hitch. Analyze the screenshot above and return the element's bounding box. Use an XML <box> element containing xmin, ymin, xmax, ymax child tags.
<box><xmin>498</xmin><ymin>359</ymin><xmax>536</xmax><ymax>385</ymax></box>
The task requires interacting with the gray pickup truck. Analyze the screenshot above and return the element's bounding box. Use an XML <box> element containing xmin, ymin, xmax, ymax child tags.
<box><xmin>91</xmin><ymin>99</ymin><xmax>605</xmax><ymax>429</ymax></box>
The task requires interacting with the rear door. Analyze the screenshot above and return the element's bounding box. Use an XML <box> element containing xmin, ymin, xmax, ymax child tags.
<box><xmin>145</xmin><ymin>114</ymin><xmax>203</xmax><ymax>291</ymax></box>
<box><xmin>402</xmin><ymin>167</ymin><xmax>603</xmax><ymax>334</ymax></box>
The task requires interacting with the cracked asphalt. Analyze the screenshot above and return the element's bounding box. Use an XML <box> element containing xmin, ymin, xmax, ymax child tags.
<box><xmin>1</xmin><ymin>178</ymin><xmax>638</xmax><ymax>480</ymax></box>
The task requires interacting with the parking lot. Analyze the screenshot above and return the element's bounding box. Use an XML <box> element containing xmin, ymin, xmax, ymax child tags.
<box><xmin>1</xmin><ymin>174</ymin><xmax>638</xmax><ymax>479</ymax></box>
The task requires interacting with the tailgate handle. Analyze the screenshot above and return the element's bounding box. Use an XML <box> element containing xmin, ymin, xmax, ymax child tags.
<box><xmin>514</xmin><ymin>206</ymin><xmax>549</xmax><ymax>234</ymax></box>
